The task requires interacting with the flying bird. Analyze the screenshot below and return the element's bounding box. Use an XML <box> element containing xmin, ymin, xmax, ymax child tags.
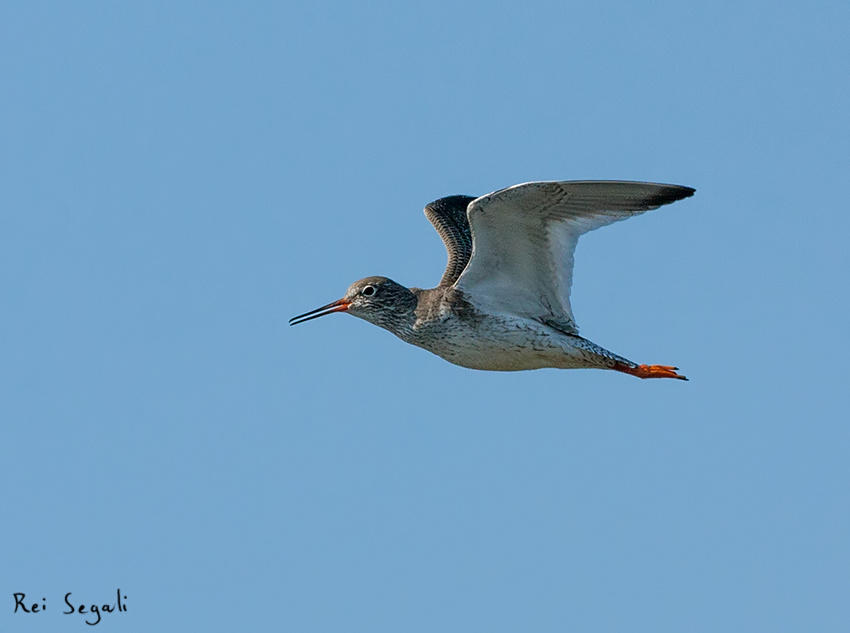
<box><xmin>290</xmin><ymin>180</ymin><xmax>694</xmax><ymax>379</ymax></box>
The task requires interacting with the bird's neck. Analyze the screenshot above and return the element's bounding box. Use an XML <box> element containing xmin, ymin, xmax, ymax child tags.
<box><xmin>370</xmin><ymin>287</ymin><xmax>419</xmax><ymax>339</ymax></box>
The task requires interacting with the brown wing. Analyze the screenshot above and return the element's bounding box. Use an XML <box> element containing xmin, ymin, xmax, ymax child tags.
<box><xmin>424</xmin><ymin>195</ymin><xmax>477</xmax><ymax>287</ymax></box>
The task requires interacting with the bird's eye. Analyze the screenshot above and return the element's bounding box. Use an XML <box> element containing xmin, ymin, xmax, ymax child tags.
<box><xmin>362</xmin><ymin>285</ymin><xmax>376</xmax><ymax>297</ymax></box>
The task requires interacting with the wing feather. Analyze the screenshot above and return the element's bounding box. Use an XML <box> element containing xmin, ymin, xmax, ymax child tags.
<box><xmin>424</xmin><ymin>195</ymin><xmax>477</xmax><ymax>287</ymax></box>
<box><xmin>455</xmin><ymin>181</ymin><xmax>695</xmax><ymax>330</ymax></box>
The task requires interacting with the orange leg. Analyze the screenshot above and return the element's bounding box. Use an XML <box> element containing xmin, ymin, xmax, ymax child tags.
<box><xmin>614</xmin><ymin>363</ymin><xmax>688</xmax><ymax>381</ymax></box>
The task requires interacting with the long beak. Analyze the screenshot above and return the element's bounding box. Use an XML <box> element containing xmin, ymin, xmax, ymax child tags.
<box><xmin>289</xmin><ymin>298</ymin><xmax>351</xmax><ymax>326</ymax></box>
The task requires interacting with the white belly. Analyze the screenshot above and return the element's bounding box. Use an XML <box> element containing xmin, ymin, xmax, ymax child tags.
<box><xmin>406</xmin><ymin>315</ymin><xmax>589</xmax><ymax>371</ymax></box>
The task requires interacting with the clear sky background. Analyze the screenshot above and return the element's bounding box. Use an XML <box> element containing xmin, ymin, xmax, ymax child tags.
<box><xmin>2</xmin><ymin>2</ymin><xmax>848</xmax><ymax>631</ymax></box>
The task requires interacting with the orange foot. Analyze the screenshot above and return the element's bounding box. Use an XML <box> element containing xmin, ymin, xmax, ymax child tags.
<box><xmin>614</xmin><ymin>363</ymin><xmax>688</xmax><ymax>381</ymax></box>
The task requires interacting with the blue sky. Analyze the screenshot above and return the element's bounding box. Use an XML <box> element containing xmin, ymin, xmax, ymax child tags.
<box><xmin>2</xmin><ymin>1</ymin><xmax>848</xmax><ymax>631</ymax></box>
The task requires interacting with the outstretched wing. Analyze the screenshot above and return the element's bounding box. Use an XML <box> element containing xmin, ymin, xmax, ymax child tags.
<box><xmin>424</xmin><ymin>195</ymin><xmax>477</xmax><ymax>287</ymax></box>
<box><xmin>455</xmin><ymin>181</ymin><xmax>695</xmax><ymax>331</ymax></box>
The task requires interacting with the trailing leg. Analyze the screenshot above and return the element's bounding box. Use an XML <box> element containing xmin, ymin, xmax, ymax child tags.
<box><xmin>613</xmin><ymin>362</ymin><xmax>688</xmax><ymax>380</ymax></box>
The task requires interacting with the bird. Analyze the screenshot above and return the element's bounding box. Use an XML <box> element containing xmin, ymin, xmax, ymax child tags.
<box><xmin>290</xmin><ymin>180</ymin><xmax>694</xmax><ymax>379</ymax></box>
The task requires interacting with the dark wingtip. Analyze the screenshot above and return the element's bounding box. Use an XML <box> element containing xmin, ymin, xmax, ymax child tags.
<box><xmin>670</xmin><ymin>185</ymin><xmax>696</xmax><ymax>199</ymax></box>
<box><xmin>650</xmin><ymin>184</ymin><xmax>696</xmax><ymax>207</ymax></box>
<box><xmin>425</xmin><ymin>195</ymin><xmax>478</xmax><ymax>214</ymax></box>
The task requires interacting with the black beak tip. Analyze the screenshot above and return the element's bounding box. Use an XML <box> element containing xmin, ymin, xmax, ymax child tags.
<box><xmin>289</xmin><ymin>299</ymin><xmax>350</xmax><ymax>326</ymax></box>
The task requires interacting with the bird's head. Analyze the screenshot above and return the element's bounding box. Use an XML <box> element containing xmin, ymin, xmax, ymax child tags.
<box><xmin>289</xmin><ymin>276</ymin><xmax>417</xmax><ymax>332</ymax></box>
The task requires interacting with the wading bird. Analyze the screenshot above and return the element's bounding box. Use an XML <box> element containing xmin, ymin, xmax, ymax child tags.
<box><xmin>290</xmin><ymin>180</ymin><xmax>694</xmax><ymax>379</ymax></box>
